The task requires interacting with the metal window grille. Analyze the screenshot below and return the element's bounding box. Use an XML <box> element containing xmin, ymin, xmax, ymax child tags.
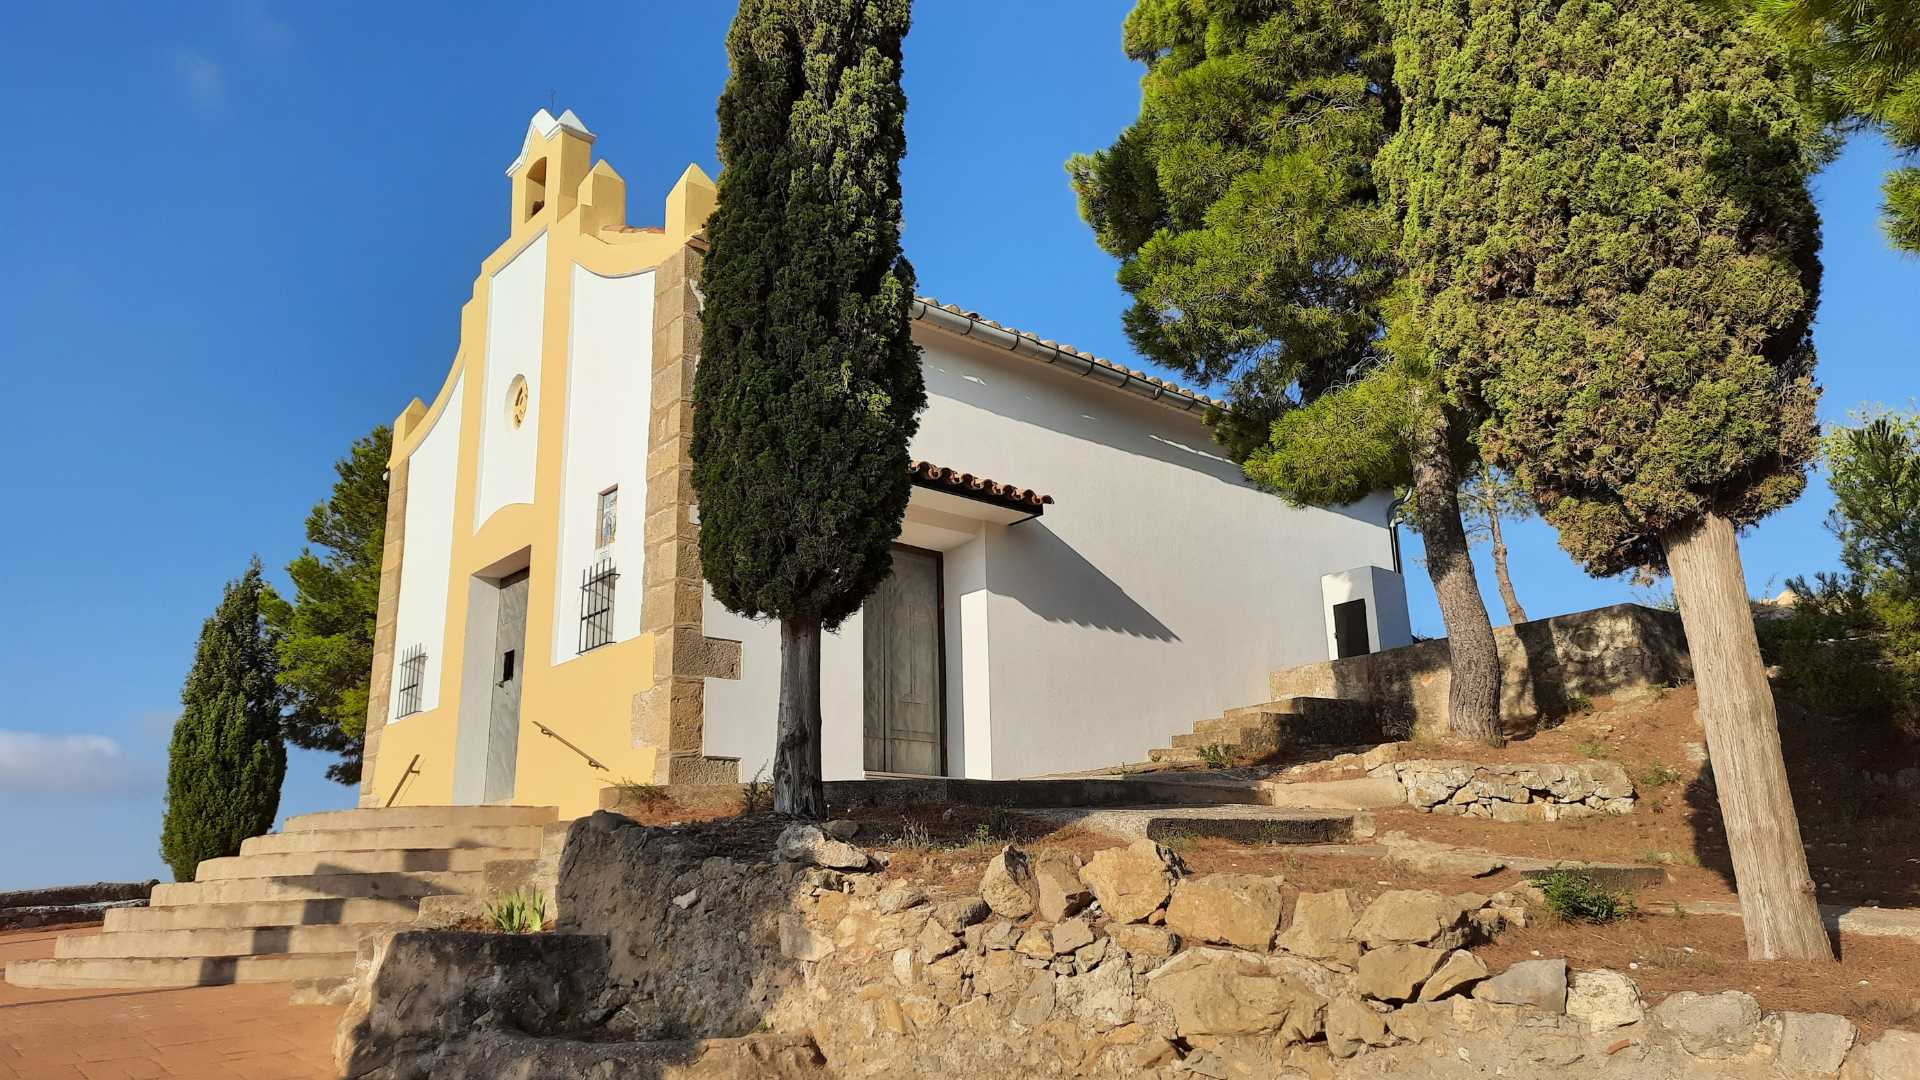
<box><xmin>579</xmin><ymin>558</ymin><xmax>618</xmax><ymax>653</ymax></box>
<box><xmin>396</xmin><ymin>645</ymin><xmax>427</xmax><ymax>717</ymax></box>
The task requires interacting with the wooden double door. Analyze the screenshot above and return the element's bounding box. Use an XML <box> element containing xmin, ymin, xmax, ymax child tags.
<box><xmin>863</xmin><ymin>546</ymin><xmax>946</xmax><ymax>776</ymax></box>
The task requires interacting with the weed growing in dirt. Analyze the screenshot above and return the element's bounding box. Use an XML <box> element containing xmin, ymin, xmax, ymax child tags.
<box><xmin>742</xmin><ymin>765</ymin><xmax>771</xmax><ymax>813</ymax></box>
<box><xmin>1642</xmin><ymin>945</ymin><xmax>1722</xmax><ymax>975</ymax></box>
<box><xmin>486</xmin><ymin>888</ymin><xmax>548</xmax><ymax>934</ymax></box>
<box><xmin>1536</xmin><ymin>868</ymin><xmax>1636</xmax><ymax>923</ymax></box>
<box><xmin>1576</xmin><ymin>739</ymin><xmax>1613</xmax><ymax>760</ymax></box>
<box><xmin>894</xmin><ymin>821</ymin><xmax>934</xmax><ymax>851</ymax></box>
<box><xmin>1197</xmin><ymin>744</ymin><xmax>1233</xmax><ymax>770</ymax></box>
<box><xmin>1635</xmin><ymin>761</ymin><xmax>1682</xmax><ymax>788</ymax></box>
<box><xmin>1155</xmin><ymin>828</ymin><xmax>1198</xmax><ymax>853</ymax></box>
<box><xmin>1849</xmin><ymin>993</ymin><xmax>1920</xmax><ymax>1029</ymax></box>
<box><xmin>614</xmin><ymin>778</ymin><xmax>669</xmax><ymax>805</ymax></box>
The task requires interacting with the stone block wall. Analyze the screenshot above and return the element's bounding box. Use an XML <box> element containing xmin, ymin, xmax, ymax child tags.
<box><xmin>1270</xmin><ymin>603</ymin><xmax>1691</xmax><ymax>739</ymax></box>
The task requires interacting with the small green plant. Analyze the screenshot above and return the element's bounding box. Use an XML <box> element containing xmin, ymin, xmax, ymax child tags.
<box><xmin>1154</xmin><ymin>828</ymin><xmax>1198</xmax><ymax>853</ymax></box>
<box><xmin>741</xmin><ymin>764</ymin><xmax>771</xmax><ymax>814</ymax></box>
<box><xmin>1576</xmin><ymin>738</ymin><xmax>1612</xmax><ymax>760</ymax></box>
<box><xmin>1534</xmin><ymin>868</ymin><xmax>1635</xmax><ymax>924</ymax></box>
<box><xmin>1196</xmin><ymin>744</ymin><xmax>1233</xmax><ymax>770</ymax></box>
<box><xmin>486</xmin><ymin>888</ymin><xmax>548</xmax><ymax>934</ymax></box>
<box><xmin>970</xmin><ymin>806</ymin><xmax>1022</xmax><ymax>846</ymax></box>
<box><xmin>1635</xmin><ymin>761</ymin><xmax>1681</xmax><ymax>788</ymax></box>
<box><xmin>614</xmin><ymin>778</ymin><xmax>669</xmax><ymax>805</ymax></box>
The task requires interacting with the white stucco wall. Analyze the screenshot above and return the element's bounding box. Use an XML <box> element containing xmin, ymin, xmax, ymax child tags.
<box><xmin>389</xmin><ymin>374</ymin><xmax>465</xmax><ymax>719</ymax></box>
<box><xmin>700</xmin><ymin>327</ymin><xmax>1405</xmax><ymax>781</ymax></box>
<box><xmin>1322</xmin><ymin>565</ymin><xmax>1415</xmax><ymax>660</ymax></box>
<box><xmin>473</xmin><ymin>233</ymin><xmax>547</xmax><ymax>529</ymax></box>
<box><xmin>550</xmin><ymin>265</ymin><xmax>654</xmax><ymax>664</ymax></box>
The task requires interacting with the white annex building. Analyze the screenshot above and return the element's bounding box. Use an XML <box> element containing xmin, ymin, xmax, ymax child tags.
<box><xmin>357</xmin><ymin>111</ymin><xmax>1413</xmax><ymax>817</ymax></box>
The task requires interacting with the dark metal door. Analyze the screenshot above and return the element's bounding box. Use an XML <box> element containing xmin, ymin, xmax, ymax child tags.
<box><xmin>484</xmin><ymin>570</ymin><xmax>530</xmax><ymax>802</ymax></box>
<box><xmin>863</xmin><ymin>547</ymin><xmax>944</xmax><ymax>775</ymax></box>
<box><xmin>1333</xmin><ymin>598</ymin><xmax>1371</xmax><ymax>660</ymax></box>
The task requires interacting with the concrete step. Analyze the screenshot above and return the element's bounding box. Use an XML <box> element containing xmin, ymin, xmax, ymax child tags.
<box><xmin>1258</xmin><ymin>777</ymin><xmax>1407</xmax><ymax>810</ymax></box>
<box><xmin>194</xmin><ymin>846</ymin><xmax>525</xmax><ymax>881</ymax></box>
<box><xmin>54</xmin><ymin>923</ymin><xmax>393</xmax><ymax>960</ymax></box>
<box><xmin>4</xmin><ymin>952</ymin><xmax>354</xmax><ymax>990</ymax></box>
<box><xmin>152</xmin><ymin>870</ymin><xmax>478</xmax><ymax>907</ymax></box>
<box><xmin>283</xmin><ymin>805</ymin><xmax>559</xmax><ymax>833</ymax></box>
<box><xmin>1147</xmin><ymin>747</ymin><xmax>1206</xmax><ymax>765</ymax></box>
<box><xmin>1034</xmin><ymin>805</ymin><xmax>1360</xmax><ymax>844</ymax></box>
<box><xmin>241</xmin><ymin>823</ymin><xmax>545</xmax><ymax>856</ymax></box>
<box><xmin>106</xmin><ymin>896</ymin><xmax>420</xmax><ymax>932</ymax></box>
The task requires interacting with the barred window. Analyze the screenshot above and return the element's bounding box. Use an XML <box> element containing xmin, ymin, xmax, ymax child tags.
<box><xmin>579</xmin><ymin>558</ymin><xmax>617</xmax><ymax>653</ymax></box>
<box><xmin>396</xmin><ymin>645</ymin><xmax>427</xmax><ymax>718</ymax></box>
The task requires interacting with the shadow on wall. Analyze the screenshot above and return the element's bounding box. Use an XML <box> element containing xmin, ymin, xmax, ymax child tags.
<box><xmin>991</xmin><ymin>520</ymin><xmax>1179</xmax><ymax>642</ymax></box>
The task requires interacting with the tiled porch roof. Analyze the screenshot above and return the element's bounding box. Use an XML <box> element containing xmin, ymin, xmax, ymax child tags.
<box><xmin>910</xmin><ymin>460</ymin><xmax>1054</xmax><ymax>514</ymax></box>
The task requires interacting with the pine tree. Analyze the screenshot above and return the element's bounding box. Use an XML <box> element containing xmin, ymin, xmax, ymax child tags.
<box><xmin>1742</xmin><ymin>0</ymin><xmax>1920</xmax><ymax>251</ymax></box>
<box><xmin>693</xmin><ymin>0</ymin><xmax>924</xmax><ymax>818</ymax></box>
<box><xmin>264</xmin><ymin>425</ymin><xmax>390</xmax><ymax>785</ymax></box>
<box><xmin>1381</xmin><ymin>0</ymin><xmax>1832</xmax><ymax>958</ymax></box>
<box><xmin>1071</xmin><ymin>0</ymin><xmax>1507</xmax><ymax>744</ymax></box>
<box><xmin>160</xmin><ymin>560</ymin><xmax>288</xmax><ymax>882</ymax></box>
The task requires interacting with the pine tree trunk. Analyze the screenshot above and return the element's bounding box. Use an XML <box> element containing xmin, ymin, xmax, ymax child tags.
<box><xmin>1487</xmin><ymin>510</ymin><xmax>1530</xmax><ymax>625</ymax></box>
<box><xmin>1411</xmin><ymin>407</ymin><xmax>1505</xmax><ymax>746</ymax></box>
<box><xmin>774</xmin><ymin>617</ymin><xmax>826</xmax><ymax>819</ymax></box>
<box><xmin>1663</xmin><ymin>513</ymin><xmax>1832</xmax><ymax>961</ymax></box>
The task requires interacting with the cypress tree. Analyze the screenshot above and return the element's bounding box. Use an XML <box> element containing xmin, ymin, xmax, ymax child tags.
<box><xmin>160</xmin><ymin>559</ymin><xmax>288</xmax><ymax>882</ymax></box>
<box><xmin>693</xmin><ymin>0</ymin><xmax>924</xmax><ymax>818</ymax></box>
<box><xmin>1381</xmin><ymin>0</ymin><xmax>1832</xmax><ymax>958</ymax></box>
<box><xmin>1071</xmin><ymin>0</ymin><xmax>1508</xmax><ymax>744</ymax></box>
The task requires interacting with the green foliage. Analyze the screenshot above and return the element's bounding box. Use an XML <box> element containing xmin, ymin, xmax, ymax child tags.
<box><xmin>160</xmin><ymin>560</ymin><xmax>288</xmax><ymax>882</ymax></box>
<box><xmin>1381</xmin><ymin>0</ymin><xmax>1828</xmax><ymax>576</ymax></box>
<box><xmin>263</xmin><ymin>425</ymin><xmax>390</xmax><ymax>785</ymax></box>
<box><xmin>1069</xmin><ymin>0</ymin><xmax>1400</xmax><ymax>461</ymax></box>
<box><xmin>692</xmin><ymin>0</ymin><xmax>925</xmax><ymax>632</ymax></box>
<box><xmin>1759</xmin><ymin>574</ymin><xmax>1920</xmax><ymax>735</ymax></box>
<box><xmin>1635</xmin><ymin>761</ymin><xmax>1682</xmax><ymax>788</ymax></box>
<box><xmin>1824</xmin><ymin>411</ymin><xmax>1920</xmax><ymax>586</ymax></box>
<box><xmin>486</xmin><ymin>888</ymin><xmax>548</xmax><ymax>934</ymax></box>
<box><xmin>1739</xmin><ymin>0</ymin><xmax>1920</xmax><ymax>251</ymax></box>
<box><xmin>1195</xmin><ymin>743</ymin><xmax>1234</xmax><ymax>770</ymax></box>
<box><xmin>1457</xmin><ymin>464</ymin><xmax>1534</xmax><ymax>543</ymax></box>
<box><xmin>1535</xmin><ymin>868</ymin><xmax>1636</xmax><ymax>924</ymax></box>
<box><xmin>1243</xmin><ymin>359</ymin><xmax>1415</xmax><ymax>504</ymax></box>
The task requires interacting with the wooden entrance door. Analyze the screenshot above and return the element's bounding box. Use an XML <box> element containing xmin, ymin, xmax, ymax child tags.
<box><xmin>483</xmin><ymin>570</ymin><xmax>530</xmax><ymax>802</ymax></box>
<box><xmin>864</xmin><ymin>547</ymin><xmax>945</xmax><ymax>776</ymax></box>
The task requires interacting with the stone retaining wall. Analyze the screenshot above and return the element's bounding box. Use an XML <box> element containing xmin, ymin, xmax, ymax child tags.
<box><xmin>1378</xmin><ymin>758</ymin><xmax>1638</xmax><ymax>820</ymax></box>
<box><xmin>334</xmin><ymin>813</ymin><xmax>1913</xmax><ymax>1078</ymax></box>
<box><xmin>1270</xmin><ymin>603</ymin><xmax>1691</xmax><ymax>738</ymax></box>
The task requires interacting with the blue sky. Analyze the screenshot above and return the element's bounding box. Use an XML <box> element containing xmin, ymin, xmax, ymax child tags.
<box><xmin>0</xmin><ymin>2</ymin><xmax>1913</xmax><ymax>890</ymax></box>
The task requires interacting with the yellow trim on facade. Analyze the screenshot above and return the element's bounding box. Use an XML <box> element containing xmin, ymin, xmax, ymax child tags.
<box><xmin>364</xmin><ymin>116</ymin><xmax>721</xmax><ymax>818</ymax></box>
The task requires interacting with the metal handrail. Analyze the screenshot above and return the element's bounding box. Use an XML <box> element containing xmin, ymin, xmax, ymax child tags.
<box><xmin>531</xmin><ymin>719</ymin><xmax>608</xmax><ymax>771</ymax></box>
<box><xmin>385</xmin><ymin>753</ymin><xmax>422</xmax><ymax>807</ymax></box>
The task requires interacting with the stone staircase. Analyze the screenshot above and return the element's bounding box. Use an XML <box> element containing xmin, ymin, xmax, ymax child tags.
<box><xmin>1147</xmin><ymin>695</ymin><xmax>1383</xmax><ymax>766</ymax></box>
<box><xmin>3</xmin><ymin>804</ymin><xmax>558</xmax><ymax>991</ymax></box>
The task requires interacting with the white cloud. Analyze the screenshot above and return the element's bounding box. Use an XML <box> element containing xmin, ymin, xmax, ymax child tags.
<box><xmin>171</xmin><ymin>49</ymin><xmax>226</xmax><ymax>109</ymax></box>
<box><xmin>0</xmin><ymin>731</ymin><xmax>148</xmax><ymax>795</ymax></box>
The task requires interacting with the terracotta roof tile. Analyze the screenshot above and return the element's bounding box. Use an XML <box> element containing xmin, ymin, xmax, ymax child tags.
<box><xmin>910</xmin><ymin>460</ymin><xmax>1054</xmax><ymax>513</ymax></box>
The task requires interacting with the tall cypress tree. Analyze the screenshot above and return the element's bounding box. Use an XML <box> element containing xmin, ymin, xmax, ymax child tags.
<box><xmin>160</xmin><ymin>560</ymin><xmax>288</xmax><ymax>882</ymax></box>
<box><xmin>1070</xmin><ymin>0</ymin><xmax>1507</xmax><ymax>744</ymax></box>
<box><xmin>693</xmin><ymin>0</ymin><xmax>924</xmax><ymax>817</ymax></box>
<box><xmin>1381</xmin><ymin>0</ymin><xmax>1832</xmax><ymax>958</ymax></box>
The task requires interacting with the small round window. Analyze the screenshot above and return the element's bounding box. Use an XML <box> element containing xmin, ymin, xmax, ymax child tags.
<box><xmin>507</xmin><ymin>375</ymin><xmax>530</xmax><ymax>428</ymax></box>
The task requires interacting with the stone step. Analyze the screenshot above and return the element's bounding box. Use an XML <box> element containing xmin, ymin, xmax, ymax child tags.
<box><xmin>1147</xmin><ymin>747</ymin><xmax>1206</xmax><ymax>765</ymax></box>
<box><xmin>194</xmin><ymin>846</ymin><xmax>524</xmax><ymax>881</ymax></box>
<box><xmin>105</xmin><ymin>896</ymin><xmax>421</xmax><ymax>932</ymax></box>
<box><xmin>4</xmin><ymin>951</ymin><xmax>354</xmax><ymax>990</ymax></box>
<box><xmin>241</xmin><ymin>823</ymin><xmax>545</xmax><ymax>856</ymax></box>
<box><xmin>1040</xmin><ymin>805</ymin><xmax>1361</xmax><ymax>845</ymax></box>
<box><xmin>283</xmin><ymin>805</ymin><xmax>559</xmax><ymax>833</ymax></box>
<box><xmin>54</xmin><ymin>923</ymin><xmax>392</xmax><ymax>960</ymax></box>
<box><xmin>1258</xmin><ymin>777</ymin><xmax>1407</xmax><ymax>810</ymax></box>
<box><xmin>151</xmin><ymin>870</ymin><xmax>479</xmax><ymax>907</ymax></box>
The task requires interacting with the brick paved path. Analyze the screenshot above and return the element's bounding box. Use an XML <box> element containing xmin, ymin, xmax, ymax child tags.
<box><xmin>0</xmin><ymin>927</ymin><xmax>341</xmax><ymax>1079</ymax></box>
